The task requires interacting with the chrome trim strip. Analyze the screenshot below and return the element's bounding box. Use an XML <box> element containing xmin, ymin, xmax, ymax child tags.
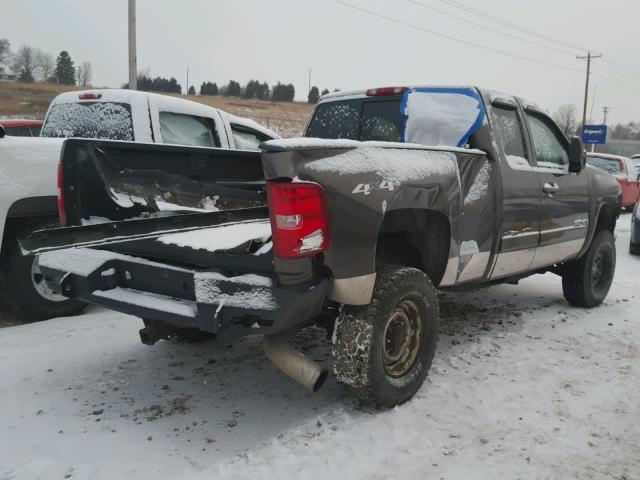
<box><xmin>328</xmin><ymin>273</ymin><xmax>376</xmax><ymax>305</ymax></box>
<box><xmin>540</xmin><ymin>225</ymin><xmax>587</xmax><ymax>235</ymax></box>
<box><xmin>439</xmin><ymin>256</ymin><xmax>459</xmax><ymax>287</ymax></box>
<box><xmin>501</xmin><ymin>230</ymin><xmax>539</xmax><ymax>240</ymax></box>
<box><xmin>457</xmin><ymin>251</ymin><xmax>491</xmax><ymax>282</ymax></box>
<box><xmin>530</xmin><ymin>238</ymin><xmax>586</xmax><ymax>269</ymax></box>
<box><xmin>490</xmin><ymin>248</ymin><xmax>536</xmax><ymax>279</ymax></box>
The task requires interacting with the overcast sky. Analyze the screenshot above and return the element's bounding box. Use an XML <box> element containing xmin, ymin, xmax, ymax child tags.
<box><xmin>2</xmin><ymin>0</ymin><xmax>640</xmax><ymax>123</ymax></box>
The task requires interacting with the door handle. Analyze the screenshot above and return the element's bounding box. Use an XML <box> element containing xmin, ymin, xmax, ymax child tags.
<box><xmin>543</xmin><ymin>182</ymin><xmax>560</xmax><ymax>194</ymax></box>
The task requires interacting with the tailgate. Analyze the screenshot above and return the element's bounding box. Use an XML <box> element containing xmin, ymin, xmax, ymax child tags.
<box><xmin>58</xmin><ymin>139</ymin><xmax>266</xmax><ymax>226</ymax></box>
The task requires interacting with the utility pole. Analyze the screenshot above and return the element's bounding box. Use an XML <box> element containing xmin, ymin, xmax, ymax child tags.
<box><xmin>128</xmin><ymin>0</ymin><xmax>137</xmax><ymax>90</ymax></box>
<box><xmin>602</xmin><ymin>106</ymin><xmax>609</xmax><ymax>125</ymax></box>
<box><xmin>308</xmin><ymin>69</ymin><xmax>312</xmax><ymax>94</ymax></box>
<box><xmin>186</xmin><ymin>66</ymin><xmax>189</xmax><ymax>95</ymax></box>
<box><xmin>576</xmin><ymin>51</ymin><xmax>602</xmax><ymax>129</ymax></box>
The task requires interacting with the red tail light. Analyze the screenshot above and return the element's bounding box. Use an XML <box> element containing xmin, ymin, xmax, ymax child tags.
<box><xmin>266</xmin><ymin>181</ymin><xmax>330</xmax><ymax>258</ymax></box>
<box><xmin>366</xmin><ymin>86</ymin><xmax>409</xmax><ymax>96</ymax></box>
<box><xmin>57</xmin><ymin>163</ymin><xmax>67</xmax><ymax>226</ymax></box>
<box><xmin>79</xmin><ymin>93</ymin><xmax>102</xmax><ymax>100</ymax></box>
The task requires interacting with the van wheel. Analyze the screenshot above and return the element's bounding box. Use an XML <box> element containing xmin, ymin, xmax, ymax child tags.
<box><xmin>0</xmin><ymin>219</ymin><xmax>87</xmax><ymax>320</ymax></box>
<box><xmin>562</xmin><ymin>230</ymin><xmax>616</xmax><ymax>308</ymax></box>
<box><xmin>332</xmin><ymin>265</ymin><xmax>438</xmax><ymax>408</ymax></box>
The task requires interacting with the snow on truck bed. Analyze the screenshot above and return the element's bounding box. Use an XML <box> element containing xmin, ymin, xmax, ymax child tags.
<box><xmin>157</xmin><ymin>220</ymin><xmax>271</xmax><ymax>253</ymax></box>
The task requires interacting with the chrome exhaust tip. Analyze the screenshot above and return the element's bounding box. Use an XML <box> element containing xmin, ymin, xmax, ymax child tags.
<box><xmin>263</xmin><ymin>332</ymin><xmax>328</xmax><ymax>392</ymax></box>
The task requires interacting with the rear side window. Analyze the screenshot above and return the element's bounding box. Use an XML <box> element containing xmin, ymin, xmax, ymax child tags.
<box><xmin>526</xmin><ymin>113</ymin><xmax>569</xmax><ymax>168</ymax></box>
<box><xmin>231</xmin><ymin>124</ymin><xmax>271</xmax><ymax>150</ymax></box>
<box><xmin>361</xmin><ymin>101</ymin><xmax>403</xmax><ymax>142</ymax></box>
<box><xmin>493</xmin><ymin>107</ymin><xmax>528</xmax><ymax>165</ymax></box>
<box><xmin>587</xmin><ymin>156</ymin><xmax>623</xmax><ymax>175</ymax></box>
<box><xmin>41</xmin><ymin>102</ymin><xmax>134</xmax><ymax>140</ymax></box>
<box><xmin>306</xmin><ymin>100</ymin><xmax>361</xmax><ymax>139</ymax></box>
<box><xmin>159</xmin><ymin>112</ymin><xmax>220</xmax><ymax>148</ymax></box>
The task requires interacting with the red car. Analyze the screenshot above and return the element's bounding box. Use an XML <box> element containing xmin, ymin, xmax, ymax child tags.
<box><xmin>587</xmin><ymin>153</ymin><xmax>640</xmax><ymax>209</ymax></box>
<box><xmin>0</xmin><ymin>119</ymin><xmax>43</xmax><ymax>137</ymax></box>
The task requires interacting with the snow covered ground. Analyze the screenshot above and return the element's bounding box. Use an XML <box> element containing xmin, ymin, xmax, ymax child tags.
<box><xmin>1</xmin><ymin>215</ymin><xmax>638</xmax><ymax>480</ymax></box>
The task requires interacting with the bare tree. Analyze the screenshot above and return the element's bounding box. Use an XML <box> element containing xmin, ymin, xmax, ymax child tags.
<box><xmin>11</xmin><ymin>44</ymin><xmax>36</xmax><ymax>82</ymax></box>
<box><xmin>34</xmin><ymin>50</ymin><xmax>54</xmax><ymax>82</ymax></box>
<box><xmin>0</xmin><ymin>38</ymin><xmax>10</xmax><ymax>64</ymax></box>
<box><xmin>76</xmin><ymin>61</ymin><xmax>93</xmax><ymax>86</ymax></box>
<box><xmin>553</xmin><ymin>104</ymin><xmax>579</xmax><ymax>137</ymax></box>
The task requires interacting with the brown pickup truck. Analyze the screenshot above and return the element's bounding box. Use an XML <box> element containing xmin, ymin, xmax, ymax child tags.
<box><xmin>25</xmin><ymin>86</ymin><xmax>620</xmax><ymax>408</ymax></box>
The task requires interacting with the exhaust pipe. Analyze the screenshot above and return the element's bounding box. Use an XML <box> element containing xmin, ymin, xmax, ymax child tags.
<box><xmin>264</xmin><ymin>332</ymin><xmax>328</xmax><ymax>392</ymax></box>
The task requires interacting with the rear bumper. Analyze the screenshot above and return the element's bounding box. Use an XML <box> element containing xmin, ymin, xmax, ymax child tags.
<box><xmin>38</xmin><ymin>248</ymin><xmax>329</xmax><ymax>341</ymax></box>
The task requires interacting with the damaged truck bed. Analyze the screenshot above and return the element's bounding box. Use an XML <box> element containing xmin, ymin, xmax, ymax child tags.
<box><xmin>26</xmin><ymin>140</ymin><xmax>327</xmax><ymax>343</ymax></box>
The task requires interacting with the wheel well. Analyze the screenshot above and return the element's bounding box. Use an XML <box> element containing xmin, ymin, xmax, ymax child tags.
<box><xmin>375</xmin><ymin>209</ymin><xmax>450</xmax><ymax>284</ymax></box>
<box><xmin>595</xmin><ymin>203</ymin><xmax>618</xmax><ymax>234</ymax></box>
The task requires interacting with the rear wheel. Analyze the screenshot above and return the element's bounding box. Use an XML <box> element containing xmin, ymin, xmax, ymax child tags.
<box><xmin>0</xmin><ymin>219</ymin><xmax>87</xmax><ymax>320</ymax></box>
<box><xmin>332</xmin><ymin>265</ymin><xmax>438</xmax><ymax>408</ymax></box>
<box><xmin>630</xmin><ymin>241</ymin><xmax>640</xmax><ymax>256</ymax></box>
<box><xmin>562</xmin><ymin>230</ymin><xmax>616</xmax><ymax>308</ymax></box>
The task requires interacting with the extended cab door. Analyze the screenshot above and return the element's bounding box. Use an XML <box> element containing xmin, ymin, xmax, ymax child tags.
<box><xmin>489</xmin><ymin>100</ymin><xmax>542</xmax><ymax>278</ymax></box>
<box><xmin>523</xmin><ymin>109</ymin><xmax>589</xmax><ymax>268</ymax></box>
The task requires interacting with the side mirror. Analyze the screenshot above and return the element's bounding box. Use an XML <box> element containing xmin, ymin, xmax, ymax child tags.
<box><xmin>568</xmin><ymin>135</ymin><xmax>585</xmax><ymax>173</ymax></box>
<box><xmin>0</xmin><ymin>125</ymin><xmax>5</xmax><ymax>139</ymax></box>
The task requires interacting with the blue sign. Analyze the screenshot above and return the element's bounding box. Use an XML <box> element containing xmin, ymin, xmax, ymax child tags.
<box><xmin>582</xmin><ymin>124</ymin><xmax>608</xmax><ymax>144</ymax></box>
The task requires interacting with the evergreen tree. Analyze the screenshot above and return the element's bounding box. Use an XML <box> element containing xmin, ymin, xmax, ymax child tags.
<box><xmin>188</xmin><ymin>85</ymin><xmax>196</xmax><ymax>95</ymax></box>
<box><xmin>200</xmin><ymin>81</ymin><xmax>219</xmax><ymax>96</ymax></box>
<box><xmin>224</xmin><ymin>80</ymin><xmax>241</xmax><ymax>97</ymax></box>
<box><xmin>272</xmin><ymin>82</ymin><xmax>295</xmax><ymax>102</ymax></box>
<box><xmin>321</xmin><ymin>88</ymin><xmax>330</xmax><ymax>96</ymax></box>
<box><xmin>55</xmin><ymin>51</ymin><xmax>76</xmax><ymax>85</ymax></box>
<box><xmin>308</xmin><ymin>86</ymin><xmax>320</xmax><ymax>104</ymax></box>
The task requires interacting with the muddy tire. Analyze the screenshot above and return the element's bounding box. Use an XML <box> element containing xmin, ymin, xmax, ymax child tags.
<box><xmin>332</xmin><ymin>265</ymin><xmax>438</xmax><ymax>408</ymax></box>
<box><xmin>0</xmin><ymin>218</ymin><xmax>87</xmax><ymax>320</ymax></box>
<box><xmin>562</xmin><ymin>230</ymin><xmax>616</xmax><ymax>308</ymax></box>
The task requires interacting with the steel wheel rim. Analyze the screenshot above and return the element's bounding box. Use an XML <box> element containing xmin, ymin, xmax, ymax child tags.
<box><xmin>31</xmin><ymin>256</ymin><xmax>66</xmax><ymax>303</ymax></box>
<box><xmin>591</xmin><ymin>249</ymin><xmax>608</xmax><ymax>289</ymax></box>
<box><xmin>382</xmin><ymin>299</ymin><xmax>423</xmax><ymax>377</ymax></box>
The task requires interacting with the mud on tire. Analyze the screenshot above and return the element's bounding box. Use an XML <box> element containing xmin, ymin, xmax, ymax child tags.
<box><xmin>332</xmin><ymin>265</ymin><xmax>439</xmax><ymax>408</ymax></box>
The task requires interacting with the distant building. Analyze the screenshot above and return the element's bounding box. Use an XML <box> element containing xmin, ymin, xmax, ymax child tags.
<box><xmin>0</xmin><ymin>65</ymin><xmax>16</xmax><ymax>82</ymax></box>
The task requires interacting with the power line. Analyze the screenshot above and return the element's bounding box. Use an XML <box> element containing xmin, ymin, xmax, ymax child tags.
<box><xmin>329</xmin><ymin>0</ymin><xmax>584</xmax><ymax>73</ymax></box>
<box><xmin>407</xmin><ymin>0</ymin><xmax>579</xmax><ymax>57</ymax></box>
<box><xmin>437</xmin><ymin>0</ymin><xmax>591</xmax><ymax>54</ymax></box>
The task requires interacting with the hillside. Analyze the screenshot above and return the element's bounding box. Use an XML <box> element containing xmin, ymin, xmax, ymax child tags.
<box><xmin>0</xmin><ymin>82</ymin><xmax>314</xmax><ymax>138</ymax></box>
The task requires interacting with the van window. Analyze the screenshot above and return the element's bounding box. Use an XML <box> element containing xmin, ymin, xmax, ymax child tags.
<box><xmin>159</xmin><ymin>112</ymin><xmax>220</xmax><ymax>147</ymax></box>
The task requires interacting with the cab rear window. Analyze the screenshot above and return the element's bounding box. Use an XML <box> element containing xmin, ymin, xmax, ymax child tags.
<box><xmin>41</xmin><ymin>102</ymin><xmax>134</xmax><ymax>141</ymax></box>
<box><xmin>305</xmin><ymin>98</ymin><xmax>403</xmax><ymax>143</ymax></box>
